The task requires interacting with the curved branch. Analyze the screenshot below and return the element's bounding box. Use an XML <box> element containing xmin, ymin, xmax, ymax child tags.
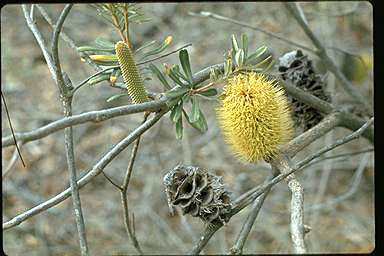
<box><xmin>2</xmin><ymin>109</ymin><xmax>168</xmax><ymax>230</ymax></box>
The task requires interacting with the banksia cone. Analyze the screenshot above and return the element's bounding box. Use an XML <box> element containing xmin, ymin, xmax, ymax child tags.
<box><xmin>115</xmin><ymin>41</ymin><xmax>148</xmax><ymax>104</ymax></box>
<box><xmin>217</xmin><ymin>73</ymin><xmax>294</xmax><ymax>162</ymax></box>
<box><xmin>163</xmin><ymin>164</ymin><xmax>232</xmax><ymax>224</ymax></box>
<box><xmin>278</xmin><ymin>50</ymin><xmax>330</xmax><ymax>131</ymax></box>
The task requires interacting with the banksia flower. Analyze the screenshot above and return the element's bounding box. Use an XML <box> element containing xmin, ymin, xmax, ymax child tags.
<box><xmin>217</xmin><ymin>73</ymin><xmax>294</xmax><ymax>162</ymax></box>
<box><xmin>115</xmin><ymin>41</ymin><xmax>148</xmax><ymax>104</ymax></box>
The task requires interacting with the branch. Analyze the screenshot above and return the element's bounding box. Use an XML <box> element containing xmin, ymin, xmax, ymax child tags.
<box><xmin>285</xmin><ymin>174</ymin><xmax>307</xmax><ymax>253</ymax></box>
<box><xmin>50</xmin><ymin>4</ymin><xmax>89</xmax><ymax>255</ymax></box>
<box><xmin>2</xmin><ymin>97</ymin><xmax>168</xmax><ymax>147</ymax></box>
<box><xmin>229</xmin><ymin>169</ymin><xmax>278</xmax><ymax>254</ymax></box>
<box><xmin>188</xmin><ymin>11</ymin><xmax>316</xmax><ymax>54</ymax></box>
<box><xmin>3</xmin><ymin>109</ymin><xmax>168</xmax><ymax>230</ymax></box>
<box><xmin>296</xmin><ymin>117</ymin><xmax>374</xmax><ymax>170</ymax></box>
<box><xmin>284</xmin><ymin>3</ymin><xmax>373</xmax><ymax>116</ymax></box>
<box><xmin>305</xmin><ymin>153</ymin><xmax>370</xmax><ymax>212</ymax></box>
<box><xmin>21</xmin><ymin>5</ymin><xmax>58</xmax><ymax>84</ymax></box>
<box><xmin>51</xmin><ymin>4</ymin><xmax>73</xmax><ymax>95</ymax></box>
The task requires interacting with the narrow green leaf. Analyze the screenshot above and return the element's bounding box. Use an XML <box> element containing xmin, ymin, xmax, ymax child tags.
<box><xmin>166</xmin><ymin>96</ymin><xmax>182</xmax><ymax>108</ymax></box>
<box><xmin>170</xmin><ymin>103</ymin><xmax>183</xmax><ymax>123</ymax></box>
<box><xmin>77</xmin><ymin>46</ymin><xmax>115</xmax><ymax>53</ymax></box>
<box><xmin>182</xmin><ymin>93</ymin><xmax>191</xmax><ymax>103</ymax></box>
<box><xmin>148</xmin><ymin>64</ymin><xmax>171</xmax><ymax>90</ymax></box>
<box><xmin>106</xmin><ymin>93</ymin><xmax>129</xmax><ymax>102</ymax></box>
<box><xmin>175</xmin><ymin>117</ymin><xmax>183</xmax><ymax>140</ymax></box>
<box><xmin>168</xmin><ymin>68</ymin><xmax>188</xmax><ymax>87</ymax></box>
<box><xmin>196</xmin><ymin>110</ymin><xmax>208</xmax><ymax>132</ymax></box>
<box><xmin>190</xmin><ymin>95</ymin><xmax>200</xmax><ymax>122</ymax></box>
<box><xmin>231</xmin><ymin>34</ymin><xmax>239</xmax><ymax>53</ymax></box>
<box><xmin>235</xmin><ymin>49</ymin><xmax>245</xmax><ymax>67</ymax></box>
<box><xmin>87</xmin><ymin>73</ymin><xmax>111</xmax><ymax>85</ymax></box>
<box><xmin>224</xmin><ymin>58</ymin><xmax>232</xmax><ymax>77</ymax></box>
<box><xmin>183</xmin><ymin>109</ymin><xmax>208</xmax><ymax>133</ymax></box>
<box><xmin>197</xmin><ymin>88</ymin><xmax>217</xmax><ymax>97</ymax></box>
<box><xmin>246</xmin><ymin>46</ymin><xmax>273</xmax><ymax>65</ymax></box>
<box><xmin>241</xmin><ymin>33</ymin><xmax>248</xmax><ymax>60</ymax></box>
<box><xmin>165</xmin><ymin>87</ymin><xmax>189</xmax><ymax>99</ymax></box>
<box><xmin>179</xmin><ymin>49</ymin><xmax>194</xmax><ymax>86</ymax></box>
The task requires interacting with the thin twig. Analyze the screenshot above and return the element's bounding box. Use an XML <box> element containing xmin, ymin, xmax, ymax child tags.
<box><xmin>136</xmin><ymin>43</ymin><xmax>192</xmax><ymax>66</ymax></box>
<box><xmin>229</xmin><ymin>169</ymin><xmax>278</xmax><ymax>254</ymax></box>
<box><xmin>36</xmin><ymin>4</ymin><xmax>102</xmax><ymax>72</ymax></box>
<box><xmin>21</xmin><ymin>5</ymin><xmax>58</xmax><ymax>84</ymax></box>
<box><xmin>1</xmin><ymin>92</ymin><xmax>26</xmax><ymax>167</ymax></box>
<box><xmin>301</xmin><ymin>148</ymin><xmax>374</xmax><ymax>169</ymax></box>
<box><xmin>305</xmin><ymin>153</ymin><xmax>370</xmax><ymax>212</ymax></box>
<box><xmin>51</xmin><ymin>4</ymin><xmax>73</xmax><ymax>94</ymax></box>
<box><xmin>188</xmin><ymin>11</ymin><xmax>316</xmax><ymax>54</ymax></box>
<box><xmin>119</xmin><ymin>113</ymin><xmax>149</xmax><ymax>255</ymax></box>
<box><xmin>3</xmin><ymin>109</ymin><xmax>168</xmax><ymax>230</ymax></box>
<box><xmin>296</xmin><ymin>118</ymin><xmax>374</xmax><ymax>170</ymax></box>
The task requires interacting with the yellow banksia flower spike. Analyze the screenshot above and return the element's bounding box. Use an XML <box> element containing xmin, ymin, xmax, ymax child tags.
<box><xmin>217</xmin><ymin>72</ymin><xmax>294</xmax><ymax>162</ymax></box>
<box><xmin>115</xmin><ymin>41</ymin><xmax>148</xmax><ymax>104</ymax></box>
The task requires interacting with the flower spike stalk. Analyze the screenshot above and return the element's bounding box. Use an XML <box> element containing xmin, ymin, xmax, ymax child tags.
<box><xmin>115</xmin><ymin>41</ymin><xmax>148</xmax><ymax>104</ymax></box>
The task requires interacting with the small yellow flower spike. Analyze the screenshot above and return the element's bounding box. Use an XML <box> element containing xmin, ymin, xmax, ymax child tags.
<box><xmin>217</xmin><ymin>73</ymin><xmax>294</xmax><ymax>162</ymax></box>
<box><xmin>115</xmin><ymin>41</ymin><xmax>148</xmax><ymax>104</ymax></box>
<box><xmin>164</xmin><ymin>35</ymin><xmax>173</xmax><ymax>45</ymax></box>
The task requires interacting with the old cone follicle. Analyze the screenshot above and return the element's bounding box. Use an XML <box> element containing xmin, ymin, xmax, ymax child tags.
<box><xmin>217</xmin><ymin>72</ymin><xmax>294</xmax><ymax>162</ymax></box>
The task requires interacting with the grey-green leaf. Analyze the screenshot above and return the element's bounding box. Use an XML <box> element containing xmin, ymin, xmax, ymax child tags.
<box><xmin>165</xmin><ymin>86</ymin><xmax>189</xmax><ymax>99</ymax></box>
<box><xmin>197</xmin><ymin>88</ymin><xmax>217</xmax><ymax>97</ymax></box>
<box><xmin>170</xmin><ymin>103</ymin><xmax>183</xmax><ymax>123</ymax></box>
<box><xmin>190</xmin><ymin>95</ymin><xmax>200</xmax><ymax>123</ymax></box>
<box><xmin>241</xmin><ymin>33</ymin><xmax>248</xmax><ymax>60</ymax></box>
<box><xmin>175</xmin><ymin>117</ymin><xmax>183</xmax><ymax>140</ymax></box>
<box><xmin>231</xmin><ymin>34</ymin><xmax>239</xmax><ymax>53</ymax></box>
<box><xmin>235</xmin><ymin>49</ymin><xmax>245</xmax><ymax>67</ymax></box>
<box><xmin>179</xmin><ymin>49</ymin><xmax>194</xmax><ymax>86</ymax></box>
<box><xmin>148</xmin><ymin>63</ymin><xmax>171</xmax><ymax>90</ymax></box>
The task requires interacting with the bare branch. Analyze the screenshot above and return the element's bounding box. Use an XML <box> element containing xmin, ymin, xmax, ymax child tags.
<box><xmin>3</xmin><ymin>109</ymin><xmax>168</xmax><ymax>230</ymax></box>
<box><xmin>286</xmin><ymin>175</ymin><xmax>307</xmax><ymax>253</ymax></box>
<box><xmin>296</xmin><ymin>117</ymin><xmax>374</xmax><ymax>169</ymax></box>
<box><xmin>51</xmin><ymin>4</ymin><xmax>73</xmax><ymax>95</ymax></box>
<box><xmin>119</xmin><ymin>113</ymin><xmax>149</xmax><ymax>255</ymax></box>
<box><xmin>21</xmin><ymin>5</ymin><xmax>58</xmax><ymax>84</ymax></box>
<box><xmin>2</xmin><ymin>97</ymin><xmax>168</xmax><ymax>147</ymax></box>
